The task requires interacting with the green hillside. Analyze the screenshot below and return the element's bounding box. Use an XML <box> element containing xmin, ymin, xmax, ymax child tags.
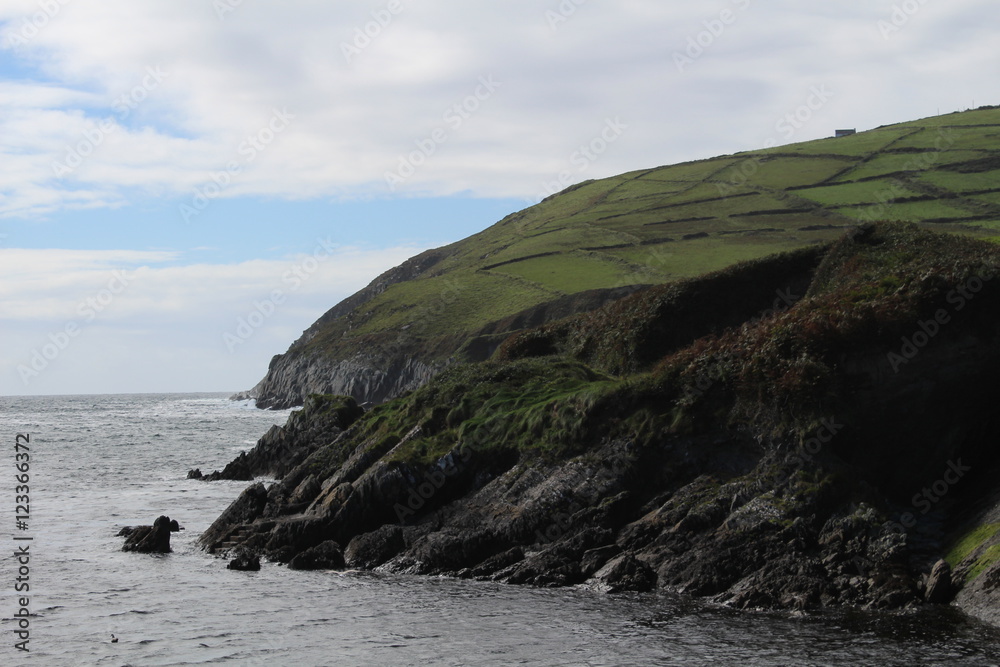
<box><xmin>252</xmin><ymin>107</ymin><xmax>1000</xmax><ymax>408</ymax></box>
<box><xmin>341</xmin><ymin>108</ymin><xmax>1000</xmax><ymax>335</ymax></box>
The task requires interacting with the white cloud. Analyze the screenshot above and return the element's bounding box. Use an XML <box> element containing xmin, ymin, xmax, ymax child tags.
<box><xmin>0</xmin><ymin>0</ymin><xmax>994</xmax><ymax>218</ymax></box>
<box><xmin>0</xmin><ymin>244</ymin><xmax>422</xmax><ymax>395</ymax></box>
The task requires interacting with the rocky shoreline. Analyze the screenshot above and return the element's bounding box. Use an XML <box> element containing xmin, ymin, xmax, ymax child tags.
<box><xmin>202</xmin><ymin>224</ymin><xmax>1000</xmax><ymax>626</ymax></box>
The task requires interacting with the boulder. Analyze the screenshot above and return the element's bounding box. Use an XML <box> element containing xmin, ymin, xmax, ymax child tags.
<box><xmin>288</xmin><ymin>540</ymin><xmax>345</xmax><ymax>570</ymax></box>
<box><xmin>591</xmin><ymin>554</ymin><xmax>657</xmax><ymax>593</ymax></box>
<box><xmin>344</xmin><ymin>525</ymin><xmax>406</xmax><ymax>569</ymax></box>
<box><xmin>187</xmin><ymin>468</ymin><xmax>203</xmax><ymax>479</ymax></box>
<box><xmin>925</xmin><ymin>559</ymin><xmax>955</xmax><ymax>604</ymax></box>
<box><xmin>227</xmin><ymin>549</ymin><xmax>262</xmax><ymax>571</ymax></box>
<box><xmin>121</xmin><ymin>515</ymin><xmax>173</xmax><ymax>554</ymax></box>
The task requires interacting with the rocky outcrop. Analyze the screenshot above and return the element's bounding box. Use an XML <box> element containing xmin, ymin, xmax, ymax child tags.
<box><xmin>205</xmin><ymin>224</ymin><xmax>1000</xmax><ymax>622</ymax></box>
<box><xmin>121</xmin><ymin>515</ymin><xmax>175</xmax><ymax>553</ymax></box>
<box><xmin>240</xmin><ymin>285</ymin><xmax>652</xmax><ymax>410</ymax></box>
<box><xmin>247</xmin><ymin>353</ymin><xmax>441</xmax><ymax>411</ymax></box>
<box><xmin>200</xmin><ymin>483</ymin><xmax>269</xmax><ymax>550</ymax></box>
<box><xmin>923</xmin><ymin>559</ymin><xmax>955</xmax><ymax>604</ymax></box>
<box><xmin>201</xmin><ymin>395</ymin><xmax>364</xmax><ymax>481</ymax></box>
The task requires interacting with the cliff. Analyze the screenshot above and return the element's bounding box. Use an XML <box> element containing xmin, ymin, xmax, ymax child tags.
<box><xmin>235</xmin><ymin>107</ymin><xmax>1000</xmax><ymax>409</ymax></box>
<box><xmin>206</xmin><ymin>223</ymin><xmax>1000</xmax><ymax>622</ymax></box>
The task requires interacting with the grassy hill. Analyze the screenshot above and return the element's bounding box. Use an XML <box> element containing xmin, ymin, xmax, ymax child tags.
<box><xmin>250</xmin><ymin>107</ymin><xmax>1000</xmax><ymax>408</ymax></box>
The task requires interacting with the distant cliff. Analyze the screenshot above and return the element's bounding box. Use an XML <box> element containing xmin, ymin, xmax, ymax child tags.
<box><xmin>240</xmin><ymin>244</ymin><xmax>650</xmax><ymax>408</ymax></box>
<box><xmin>208</xmin><ymin>224</ymin><xmax>1000</xmax><ymax>624</ymax></box>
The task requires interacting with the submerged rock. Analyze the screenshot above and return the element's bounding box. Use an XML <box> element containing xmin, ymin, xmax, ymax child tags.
<box><xmin>227</xmin><ymin>548</ymin><xmax>261</xmax><ymax>572</ymax></box>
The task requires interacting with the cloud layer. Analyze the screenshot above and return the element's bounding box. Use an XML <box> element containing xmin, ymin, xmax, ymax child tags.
<box><xmin>2</xmin><ymin>0</ymin><xmax>996</xmax><ymax>218</ymax></box>
<box><xmin>0</xmin><ymin>244</ymin><xmax>420</xmax><ymax>395</ymax></box>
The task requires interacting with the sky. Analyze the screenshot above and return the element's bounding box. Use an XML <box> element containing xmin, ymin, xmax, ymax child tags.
<box><xmin>0</xmin><ymin>0</ymin><xmax>996</xmax><ymax>396</ymax></box>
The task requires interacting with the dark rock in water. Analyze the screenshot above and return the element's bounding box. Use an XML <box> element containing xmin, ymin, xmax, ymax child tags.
<box><xmin>116</xmin><ymin>526</ymin><xmax>135</xmax><ymax>537</ymax></box>
<box><xmin>121</xmin><ymin>515</ymin><xmax>173</xmax><ymax>553</ymax></box>
<box><xmin>591</xmin><ymin>554</ymin><xmax>657</xmax><ymax>593</ymax></box>
<box><xmin>925</xmin><ymin>559</ymin><xmax>955</xmax><ymax>604</ymax></box>
<box><xmin>187</xmin><ymin>468</ymin><xmax>203</xmax><ymax>479</ymax></box>
<box><xmin>169</xmin><ymin>519</ymin><xmax>181</xmax><ymax>532</ymax></box>
<box><xmin>344</xmin><ymin>525</ymin><xmax>405</xmax><ymax>569</ymax></box>
<box><xmin>288</xmin><ymin>540</ymin><xmax>345</xmax><ymax>570</ymax></box>
<box><xmin>227</xmin><ymin>548</ymin><xmax>261</xmax><ymax>571</ymax></box>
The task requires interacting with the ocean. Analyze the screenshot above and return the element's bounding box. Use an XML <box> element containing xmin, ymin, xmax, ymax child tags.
<box><xmin>2</xmin><ymin>393</ymin><xmax>999</xmax><ymax>666</ymax></box>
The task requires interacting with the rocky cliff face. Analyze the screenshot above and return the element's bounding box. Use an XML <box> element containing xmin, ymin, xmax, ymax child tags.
<box><xmin>243</xmin><ymin>352</ymin><xmax>441</xmax><ymax>410</ymax></box>
<box><xmin>206</xmin><ymin>224</ymin><xmax>1000</xmax><ymax>623</ymax></box>
<box><xmin>243</xmin><ymin>280</ymin><xmax>650</xmax><ymax>409</ymax></box>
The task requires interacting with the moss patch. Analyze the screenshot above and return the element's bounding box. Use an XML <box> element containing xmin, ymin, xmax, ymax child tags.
<box><xmin>945</xmin><ymin>522</ymin><xmax>1000</xmax><ymax>571</ymax></box>
<box><xmin>967</xmin><ymin>544</ymin><xmax>1000</xmax><ymax>583</ymax></box>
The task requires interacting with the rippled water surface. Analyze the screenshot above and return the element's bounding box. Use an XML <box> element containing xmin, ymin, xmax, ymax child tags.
<box><xmin>2</xmin><ymin>393</ymin><xmax>1000</xmax><ymax>666</ymax></box>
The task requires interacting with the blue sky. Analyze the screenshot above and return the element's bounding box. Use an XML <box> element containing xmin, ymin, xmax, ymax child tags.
<box><xmin>1</xmin><ymin>0</ymin><xmax>996</xmax><ymax>396</ymax></box>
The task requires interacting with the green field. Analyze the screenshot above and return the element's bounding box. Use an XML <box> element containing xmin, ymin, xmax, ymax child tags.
<box><xmin>290</xmin><ymin>106</ymin><xmax>1000</xmax><ymax>362</ymax></box>
<box><xmin>833</xmin><ymin>150</ymin><xmax>988</xmax><ymax>182</ymax></box>
<box><xmin>794</xmin><ymin>180</ymin><xmax>925</xmax><ymax>206</ymax></box>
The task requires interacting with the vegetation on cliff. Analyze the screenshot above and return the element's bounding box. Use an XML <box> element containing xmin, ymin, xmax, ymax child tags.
<box><xmin>207</xmin><ymin>222</ymin><xmax>1000</xmax><ymax>621</ymax></box>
